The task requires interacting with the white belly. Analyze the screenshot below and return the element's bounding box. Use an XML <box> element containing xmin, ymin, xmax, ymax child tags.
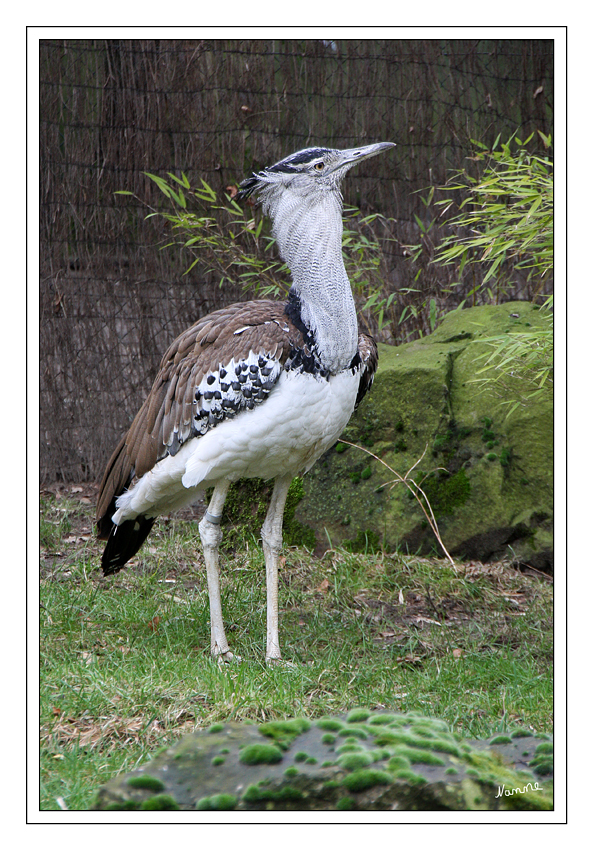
<box><xmin>113</xmin><ymin>368</ymin><xmax>359</xmax><ymax>523</ymax></box>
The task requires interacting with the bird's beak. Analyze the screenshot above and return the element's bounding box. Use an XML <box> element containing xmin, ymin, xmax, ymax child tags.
<box><xmin>331</xmin><ymin>141</ymin><xmax>396</xmax><ymax>173</ymax></box>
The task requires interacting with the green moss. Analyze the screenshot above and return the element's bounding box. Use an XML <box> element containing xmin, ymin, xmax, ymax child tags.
<box><xmin>367</xmin><ymin>714</ymin><xmax>398</xmax><ymax>725</ymax></box>
<box><xmin>242</xmin><ymin>784</ymin><xmax>304</xmax><ymax>805</ymax></box>
<box><xmin>207</xmin><ymin>722</ymin><xmax>225</xmax><ymax>733</ymax></box>
<box><xmin>104</xmin><ymin>801</ymin><xmax>139</xmax><ymax>811</ymax></box>
<box><xmin>347</xmin><ymin>708</ymin><xmax>371</xmax><ymax>723</ymax></box>
<box><xmin>445</xmin><ymin>767</ymin><xmax>458</xmax><ymax>775</ymax></box>
<box><xmin>337</xmin><ymin>752</ymin><xmax>374</xmax><ymax>771</ymax></box>
<box><xmin>534</xmin><ymin>742</ymin><xmax>554</xmax><ymax>755</ymax></box>
<box><xmin>126</xmin><ymin>775</ymin><xmax>165</xmax><ymax>792</ymax></box>
<box><xmin>490</xmin><ymin>735</ymin><xmax>513</xmax><ymax>745</ymax></box>
<box><xmin>315</xmin><ymin>718</ymin><xmax>345</xmax><ymax>733</ymax></box>
<box><xmin>220</xmin><ymin>747</ymin><xmax>230</xmax><ymax>754</ymax></box>
<box><xmin>433</xmin><ymin>432</ymin><xmax>452</xmax><ymax>453</ymax></box>
<box><xmin>338</xmin><ymin>726</ymin><xmax>368</xmax><ymax>740</ymax></box>
<box><xmin>371</xmin><ymin>748</ymin><xmax>391</xmax><ymax>761</ymax></box>
<box><xmin>361</xmin><ymin>466</ymin><xmax>372</xmax><ymax>480</ymax></box>
<box><xmin>486</xmin><ymin>453</ymin><xmax>498</xmax><ymax>461</ymax></box>
<box><xmin>259</xmin><ymin>718</ymin><xmax>311</xmax><ymax>749</ymax></box>
<box><xmin>284</xmin><ymin>767</ymin><xmax>299</xmax><ymax>778</ymax></box>
<box><xmin>529</xmin><ymin>755</ymin><xmax>553</xmax><ymax>776</ymax></box>
<box><xmin>386</xmin><ymin>755</ymin><xmax>411</xmax><ymax>771</ymax></box>
<box><xmin>420</xmin><ymin>468</ymin><xmax>471</xmax><ymax>517</ymax></box>
<box><xmin>211</xmin><ymin>756</ymin><xmax>225</xmax><ymax>766</ymax></box>
<box><xmin>342</xmin><ymin>769</ymin><xmax>391</xmax><ymax>793</ymax></box>
<box><xmin>336</xmin><ymin>744</ymin><xmax>364</xmax><ymax>756</ymax></box>
<box><xmin>510</xmin><ymin>728</ymin><xmax>533</xmax><ymax>738</ymax></box>
<box><xmin>197</xmin><ymin>793</ymin><xmax>238</xmax><ymax>811</ymax></box>
<box><xmin>139</xmin><ymin>794</ymin><xmax>179</xmax><ymax>810</ymax></box>
<box><xmin>372</xmin><ymin>730</ymin><xmax>410</xmax><ymax>747</ymax></box>
<box><xmin>321</xmin><ymin>733</ymin><xmax>337</xmax><ymax>745</ymax></box>
<box><xmin>371</xmin><ymin>728</ymin><xmax>460</xmax><ymax>756</ymax></box>
<box><xmin>293</xmin><ymin>751</ymin><xmax>309</xmax><ymax>762</ymax></box>
<box><xmin>239</xmin><ymin>743</ymin><xmax>283</xmax><ymax>765</ymax></box>
<box><xmin>391</xmin><ymin>769</ymin><xmax>427</xmax><ymax>785</ymax></box>
<box><xmin>334</xmin><ymin>442</ymin><xmax>347</xmax><ymax>453</ymax></box>
<box><xmin>336</xmin><ymin>796</ymin><xmax>355</xmax><ymax>810</ymax></box>
<box><xmin>390</xmin><ymin>745</ymin><xmax>445</xmax><ymax>766</ymax></box>
<box><xmin>220</xmin><ymin>476</ymin><xmax>315</xmax><ymax>549</ymax></box>
<box><xmin>412</xmin><ymin>729</ymin><xmax>435</xmax><ymax>741</ymax></box>
<box><xmin>414</xmin><ymin>717</ymin><xmax>450</xmax><ymax>733</ymax></box>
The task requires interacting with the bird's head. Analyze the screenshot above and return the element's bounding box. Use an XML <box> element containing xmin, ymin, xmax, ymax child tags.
<box><xmin>235</xmin><ymin>142</ymin><xmax>395</xmax><ymax>213</ymax></box>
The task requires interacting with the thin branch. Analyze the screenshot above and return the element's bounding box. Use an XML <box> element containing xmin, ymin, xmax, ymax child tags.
<box><xmin>339</xmin><ymin>440</ymin><xmax>457</xmax><ymax>570</ymax></box>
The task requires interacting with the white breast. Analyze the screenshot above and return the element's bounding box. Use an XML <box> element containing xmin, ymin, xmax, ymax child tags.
<box><xmin>112</xmin><ymin>368</ymin><xmax>360</xmax><ymax>523</ymax></box>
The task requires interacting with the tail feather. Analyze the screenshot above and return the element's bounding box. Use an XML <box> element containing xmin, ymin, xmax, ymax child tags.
<box><xmin>96</xmin><ymin>433</ymin><xmax>133</xmax><ymax>539</ymax></box>
<box><xmin>101</xmin><ymin>516</ymin><xmax>156</xmax><ymax>575</ymax></box>
<box><xmin>97</xmin><ymin>431</ymin><xmax>156</xmax><ymax>573</ymax></box>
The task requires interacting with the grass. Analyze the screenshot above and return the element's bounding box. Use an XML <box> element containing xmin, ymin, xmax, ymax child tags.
<box><xmin>39</xmin><ymin>487</ymin><xmax>553</xmax><ymax>811</ymax></box>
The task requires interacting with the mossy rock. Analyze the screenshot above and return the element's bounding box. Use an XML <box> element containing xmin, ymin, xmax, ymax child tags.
<box><xmin>296</xmin><ymin>302</ymin><xmax>553</xmax><ymax>571</ymax></box>
<box><xmin>94</xmin><ymin>711</ymin><xmax>552</xmax><ymax>811</ymax></box>
<box><xmin>213</xmin><ymin>476</ymin><xmax>316</xmax><ymax>550</ymax></box>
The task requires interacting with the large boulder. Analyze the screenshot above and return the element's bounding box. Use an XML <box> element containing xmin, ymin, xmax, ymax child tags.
<box><xmin>296</xmin><ymin>302</ymin><xmax>553</xmax><ymax>571</ymax></box>
<box><xmin>94</xmin><ymin>711</ymin><xmax>553</xmax><ymax>811</ymax></box>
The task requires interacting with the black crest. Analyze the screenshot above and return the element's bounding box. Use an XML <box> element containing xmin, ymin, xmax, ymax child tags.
<box><xmin>236</xmin><ymin>147</ymin><xmax>332</xmax><ymax>200</ymax></box>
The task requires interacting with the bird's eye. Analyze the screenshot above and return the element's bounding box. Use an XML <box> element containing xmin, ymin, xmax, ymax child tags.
<box><xmin>314</xmin><ymin>162</ymin><xmax>324</xmax><ymax>171</ymax></box>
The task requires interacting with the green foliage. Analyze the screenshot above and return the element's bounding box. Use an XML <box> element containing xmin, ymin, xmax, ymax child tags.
<box><xmin>428</xmin><ymin>132</ymin><xmax>553</xmax><ymax>292</ymax></box>
<box><xmin>121</xmin><ymin>174</ymin><xmax>395</xmax><ymax>334</ymax></box>
<box><xmin>473</xmin><ymin>297</ymin><xmax>553</xmax><ymax>416</ymax></box>
<box><xmin>410</xmin><ymin>133</ymin><xmax>553</xmax><ymax>412</ymax></box>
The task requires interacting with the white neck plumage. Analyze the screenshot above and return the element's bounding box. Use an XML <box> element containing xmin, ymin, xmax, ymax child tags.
<box><xmin>268</xmin><ymin>188</ymin><xmax>359</xmax><ymax>374</ymax></box>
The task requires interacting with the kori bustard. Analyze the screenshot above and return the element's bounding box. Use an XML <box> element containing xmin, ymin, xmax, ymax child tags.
<box><xmin>96</xmin><ymin>141</ymin><xmax>395</xmax><ymax>662</ymax></box>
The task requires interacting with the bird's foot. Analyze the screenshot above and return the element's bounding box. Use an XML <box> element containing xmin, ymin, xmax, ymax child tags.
<box><xmin>265</xmin><ymin>656</ymin><xmax>296</xmax><ymax>667</ymax></box>
<box><xmin>213</xmin><ymin>650</ymin><xmax>241</xmax><ymax>664</ymax></box>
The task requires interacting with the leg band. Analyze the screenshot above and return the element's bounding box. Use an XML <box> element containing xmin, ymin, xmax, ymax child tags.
<box><xmin>204</xmin><ymin>510</ymin><xmax>222</xmax><ymax>525</ymax></box>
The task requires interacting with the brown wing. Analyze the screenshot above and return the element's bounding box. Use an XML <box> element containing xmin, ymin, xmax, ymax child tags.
<box><xmin>96</xmin><ymin>299</ymin><xmax>305</xmax><ymax>537</ymax></box>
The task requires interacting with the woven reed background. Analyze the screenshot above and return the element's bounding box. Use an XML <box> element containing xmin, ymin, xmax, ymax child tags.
<box><xmin>39</xmin><ymin>38</ymin><xmax>553</xmax><ymax>483</ymax></box>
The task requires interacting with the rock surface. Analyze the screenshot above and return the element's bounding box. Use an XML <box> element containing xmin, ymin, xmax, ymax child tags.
<box><xmin>296</xmin><ymin>302</ymin><xmax>553</xmax><ymax>570</ymax></box>
<box><xmin>94</xmin><ymin>710</ymin><xmax>553</xmax><ymax>811</ymax></box>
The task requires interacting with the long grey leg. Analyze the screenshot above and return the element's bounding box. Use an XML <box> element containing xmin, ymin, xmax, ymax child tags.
<box><xmin>198</xmin><ymin>480</ymin><xmax>234</xmax><ymax>661</ymax></box>
<box><xmin>261</xmin><ymin>475</ymin><xmax>292</xmax><ymax>663</ymax></box>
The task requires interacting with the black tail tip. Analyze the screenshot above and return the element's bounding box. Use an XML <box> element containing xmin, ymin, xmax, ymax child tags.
<box><xmin>101</xmin><ymin>516</ymin><xmax>155</xmax><ymax>575</ymax></box>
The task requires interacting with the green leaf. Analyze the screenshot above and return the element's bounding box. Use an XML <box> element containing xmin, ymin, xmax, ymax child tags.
<box><xmin>167</xmin><ymin>172</ymin><xmax>191</xmax><ymax>189</ymax></box>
